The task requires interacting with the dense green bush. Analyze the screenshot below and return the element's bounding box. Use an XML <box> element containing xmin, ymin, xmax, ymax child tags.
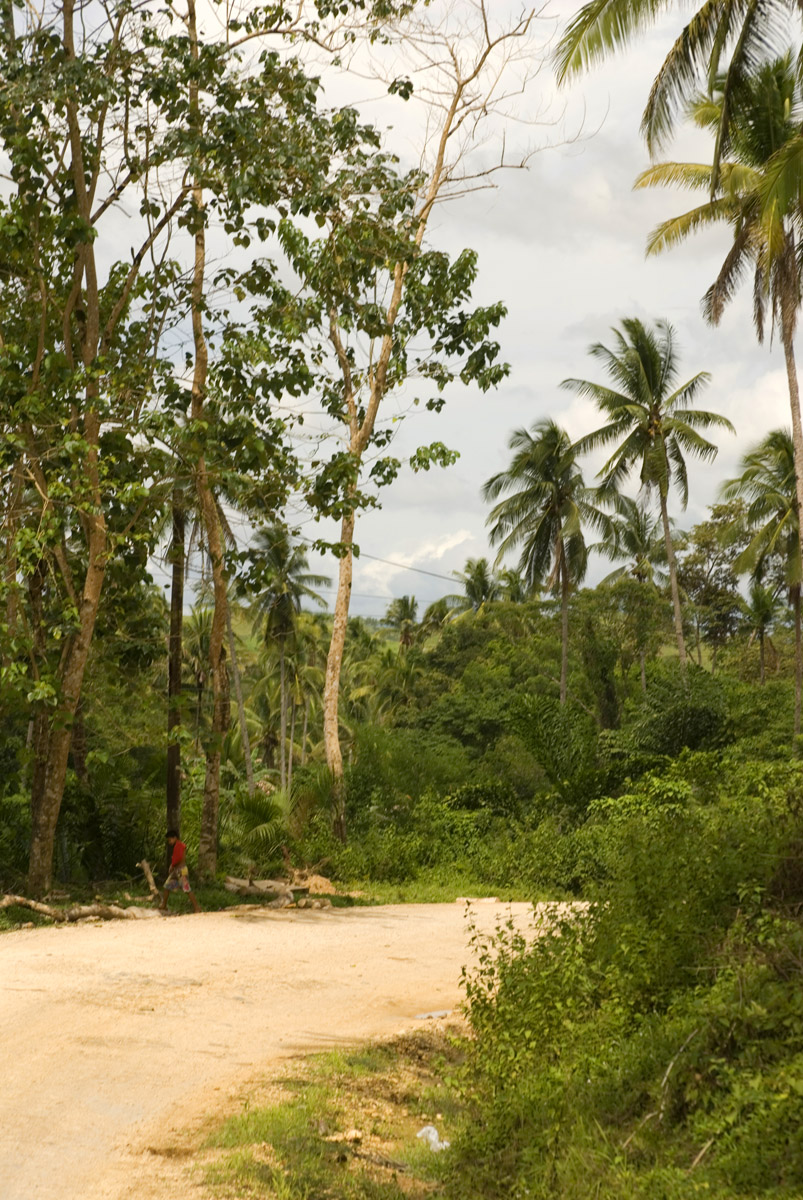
<box><xmin>445</xmin><ymin>760</ymin><xmax>803</xmax><ymax>1200</ymax></box>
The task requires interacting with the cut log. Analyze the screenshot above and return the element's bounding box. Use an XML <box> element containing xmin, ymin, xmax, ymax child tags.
<box><xmin>136</xmin><ymin>859</ymin><xmax>160</xmax><ymax>901</ymax></box>
<box><xmin>1</xmin><ymin>894</ymin><xmax>158</xmax><ymax>922</ymax></box>
<box><xmin>223</xmin><ymin>876</ymin><xmax>293</xmax><ymax>900</ymax></box>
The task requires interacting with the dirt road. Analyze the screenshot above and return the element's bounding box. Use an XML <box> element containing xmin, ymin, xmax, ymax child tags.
<box><xmin>1</xmin><ymin>900</ymin><xmax>533</xmax><ymax>1200</ymax></box>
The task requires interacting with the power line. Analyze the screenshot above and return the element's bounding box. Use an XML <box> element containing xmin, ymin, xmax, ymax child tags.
<box><xmin>356</xmin><ymin>552</ymin><xmax>457</xmax><ymax>584</ymax></box>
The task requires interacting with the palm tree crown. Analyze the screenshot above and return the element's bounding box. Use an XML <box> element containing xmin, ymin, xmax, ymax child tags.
<box><xmin>635</xmin><ymin>57</ymin><xmax>803</xmax><ymax>347</ymax></box>
<box><xmin>445</xmin><ymin>557</ymin><xmax>502</xmax><ymax>615</ymax></box>
<box><xmin>555</xmin><ymin>0</ymin><xmax>796</xmax><ymax>180</ymax></box>
<box><xmin>483</xmin><ymin>419</ymin><xmax>608</xmax><ymax>592</ymax></box>
<box><xmin>721</xmin><ymin>428</ymin><xmax>800</xmax><ymax>585</ymax></box>
<box><xmin>248</xmin><ymin>526</ymin><xmax>330</xmax><ymax>644</ymax></box>
<box><xmin>483</xmin><ymin>418</ymin><xmax>610</xmax><ymax>702</ymax></box>
<box><xmin>564</xmin><ymin>317</ymin><xmax>732</xmax><ymax>669</ymax></box>
<box><xmin>597</xmin><ymin>493</ymin><xmax>669</xmax><ymax>586</ymax></box>
<box><xmin>722</xmin><ymin>427</ymin><xmax>802</xmax><ymax>727</ymax></box>
<box><xmin>565</xmin><ymin>318</ymin><xmax>730</xmax><ymax>506</ymax></box>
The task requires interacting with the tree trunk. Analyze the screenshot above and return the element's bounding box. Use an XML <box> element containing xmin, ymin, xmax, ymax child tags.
<box><xmin>187</xmin><ymin>0</ymin><xmax>229</xmax><ymax>877</ymax></box>
<box><xmin>559</xmin><ymin>549</ymin><xmax>569</xmax><ymax>706</ymax></box>
<box><xmin>759</xmin><ymin>629</ymin><xmax>765</xmax><ymax>686</ymax></box>
<box><xmin>324</xmin><ymin>508</ymin><xmax>355</xmax><ymax>843</ymax></box>
<box><xmin>782</xmin><ymin>328</ymin><xmax>803</xmax><ymax>584</ymax></box>
<box><xmin>167</xmin><ymin>494</ymin><xmax>185</xmax><ymax>855</ymax></box>
<box><xmin>194</xmin><ymin>677</ymin><xmax>204</xmax><ymax>748</ymax></box>
<box><xmin>70</xmin><ymin>700</ymin><xmax>89</xmax><ymax>788</ymax></box>
<box><xmin>287</xmin><ymin>698</ymin><xmax>296</xmax><ymax>795</ymax></box>
<box><xmin>794</xmin><ymin>585</ymin><xmax>802</xmax><ymax>741</ymax></box>
<box><xmin>3</xmin><ymin>458</ymin><xmax>23</xmax><ymax>665</ymax></box>
<box><xmin>226</xmin><ymin>597</ymin><xmax>254</xmax><ymax>798</ymax></box>
<box><xmin>301</xmin><ymin>694</ymin><xmax>310</xmax><ymax>766</ymax></box>
<box><xmin>279</xmin><ymin>640</ymin><xmax>287</xmax><ymax>790</ymax></box>
<box><xmin>28</xmin><ymin>523</ymin><xmax>107</xmax><ymax>895</ymax></box>
<box><xmin>659</xmin><ymin>491</ymin><xmax>687</xmax><ymax>672</ymax></box>
<box><xmin>639</xmin><ymin>649</ymin><xmax>647</xmax><ymax>695</ymax></box>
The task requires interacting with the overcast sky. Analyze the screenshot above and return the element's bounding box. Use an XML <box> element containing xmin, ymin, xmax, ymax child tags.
<box><xmin>283</xmin><ymin>1</ymin><xmax>794</xmax><ymax>619</ymax></box>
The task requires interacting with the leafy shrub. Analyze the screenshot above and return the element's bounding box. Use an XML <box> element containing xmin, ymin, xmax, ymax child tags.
<box><xmin>513</xmin><ymin>695</ymin><xmax>600</xmax><ymax>813</ymax></box>
<box><xmin>630</xmin><ymin>662</ymin><xmax>728</xmax><ymax>756</ymax></box>
<box><xmin>447</xmin><ymin>763</ymin><xmax>803</xmax><ymax>1200</ymax></box>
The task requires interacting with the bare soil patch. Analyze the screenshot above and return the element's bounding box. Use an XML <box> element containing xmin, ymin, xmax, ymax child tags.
<box><xmin>0</xmin><ymin>900</ymin><xmax>535</xmax><ymax>1200</ymax></box>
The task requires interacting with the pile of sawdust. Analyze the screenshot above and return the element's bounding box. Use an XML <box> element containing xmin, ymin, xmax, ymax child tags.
<box><xmin>292</xmin><ymin>872</ymin><xmax>339</xmax><ymax>895</ymax></box>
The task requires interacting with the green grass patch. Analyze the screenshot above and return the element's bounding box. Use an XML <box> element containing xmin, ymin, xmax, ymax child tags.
<box><xmin>202</xmin><ymin>1028</ymin><xmax>463</xmax><ymax>1199</ymax></box>
<box><xmin>341</xmin><ymin>865</ymin><xmax>532</xmax><ymax>905</ymax></box>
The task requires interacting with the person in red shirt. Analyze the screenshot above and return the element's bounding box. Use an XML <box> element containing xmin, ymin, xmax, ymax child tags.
<box><xmin>159</xmin><ymin>829</ymin><xmax>201</xmax><ymax>913</ymax></box>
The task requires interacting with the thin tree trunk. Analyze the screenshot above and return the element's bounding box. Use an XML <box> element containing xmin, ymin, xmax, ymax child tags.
<box><xmin>659</xmin><ymin>491</ymin><xmax>687</xmax><ymax>672</ymax></box>
<box><xmin>28</xmin><ymin>0</ymin><xmax>109</xmax><ymax>896</ymax></box>
<box><xmin>324</xmin><ymin>509</ymin><xmax>355</xmax><ymax>843</ymax></box>
<box><xmin>167</xmin><ymin>494</ymin><xmax>185</xmax><ymax>847</ymax></box>
<box><xmin>187</xmin><ymin>0</ymin><xmax>229</xmax><ymax>877</ymax></box>
<box><xmin>794</xmin><ymin>585</ymin><xmax>802</xmax><ymax>740</ymax></box>
<box><xmin>3</xmin><ymin>458</ymin><xmax>23</xmax><ymax>665</ymax></box>
<box><xmin>639</xmin><ymin>649</ymin><xmax>647</xmax><ymax>695</ymax></box>
<box><xmin>28</xmin><ymin>532</ymin><xmax>106</xmax><ymax>895</ymax></box>
<box><xmin>559</xmin><ymin>550</ymin><xmax>569</xmax><ymax>706</ymax></box>
<box><xmin>70</xmin><ymin>700</ymin><xmax>89</xmax><ymax>787</ymax></box>
<box><xmin>301</xmin><ymin>694</ymin><xmax>310</xmax><ymax>766</ymax></box>
<box><xmin>226</xmin><ymin>597</ymin><xmax>254</xmax><ymax>798</ymax></box>
<box><xmin>287</xmin><ymin>698</ymin><xmax>296</xmax><ymax>795</ymax></box>
<box><xmin>194</xmin><ymin>678</ymin><xmax>204</xmax><ymax>748</ymax></box>
<box><xmin>279</xmin><ymin>640</ymin><xmax>287</xmax><ymax>790</ymax></box>
<box><xmin>782</xmin><ymin>329</ymin><xmax>803</xmax><ymax>586</ymax></box>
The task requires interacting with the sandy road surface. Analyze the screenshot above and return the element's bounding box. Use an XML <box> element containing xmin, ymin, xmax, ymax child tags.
<box><xmin>1</xmin><ymin>901</ymin><xmax>533</xmax><ymax>1200</ymax></box>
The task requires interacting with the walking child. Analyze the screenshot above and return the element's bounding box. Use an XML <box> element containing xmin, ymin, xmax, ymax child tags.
<box><xmin>159</xmin><ymin>829</ymin><xmax>202</xmax><ymax>913</ymax></box>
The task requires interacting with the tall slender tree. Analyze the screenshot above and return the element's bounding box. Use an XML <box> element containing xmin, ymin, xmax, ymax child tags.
<box><xmin>635</xmin><ymin>57</ymin><xmax>803</xmax><ymax>603</ymax></box>
<box><xmin>722</xmin><ymin>428</ymin><xmax>803</xmax><ymax>730</ymax></box>
<box><xmin>247</xmin><ymin>528</ymin><xmax>330</xmax><ymax>790</ymax></box>
<box><xmin>555</xmin><ymin>0</ymin><xmax>795</xmax><ymax>189</ymax></box>
<box><xmin>565</xmin><ymin>318</ymin><xmax>733</xmax><ymax>670</ymax></box>
<box><xmin>483</xmin><ymin>419</ymin><xmax>610</xmax><ymax>703</ymax></box>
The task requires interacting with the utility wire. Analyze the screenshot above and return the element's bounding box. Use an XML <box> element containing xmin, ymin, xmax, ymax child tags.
<box><xmin>355</xmin><ymin>552</ymin><xmax>457</xmax><ymax>584</ymax></box>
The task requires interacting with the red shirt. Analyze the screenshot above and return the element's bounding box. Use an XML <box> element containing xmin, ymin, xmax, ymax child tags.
<box><xmin>170</xmin><ymin>840</ymin><xmax>187</xmax><ymax>868</ymax></box>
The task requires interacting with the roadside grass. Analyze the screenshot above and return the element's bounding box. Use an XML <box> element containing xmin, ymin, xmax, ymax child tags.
<box><xmin>341</xmin><ymin>866</ymin><xmax>531</xmax><ymax>905</ymax></box>
<box><xmin>202</xmin><ymin>1026</ymin><xmax>462</xmax><ymax>1200</ymax></box>
<box><xmin>0</xmin><ymin>880</ymin><xmax>287</xmax><ymax>931</ymax></box>
<box><xmin>0</xmin><ymin>867</ymin><xmax>521</xmax><ymax>932</ymax></box>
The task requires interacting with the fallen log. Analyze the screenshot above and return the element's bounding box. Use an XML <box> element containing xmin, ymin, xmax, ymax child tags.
<box><xmin>1</xmin><ymin>894</ymin><xmax>157</xmax><ymax>922</ymax></box>
<box><xmin>223</xmin><ymin>876</ymin><xmax>293</xmax><ymax>900</ymax></box>
<box><xmin>136</xmin><ymin>858</ymin><xmax>160</xmax><ymax>901</ymax></box>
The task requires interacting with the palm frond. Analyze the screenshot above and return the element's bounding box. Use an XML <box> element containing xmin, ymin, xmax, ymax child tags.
<box><xmin>645</xmin><ymin>198</ymin><xmax>734</xmax><ymax>256</ymax></box>
<box><xmin>555</xmin><ymin>0</ymin><xmax>671</xmax><ymax>84</ymax></box>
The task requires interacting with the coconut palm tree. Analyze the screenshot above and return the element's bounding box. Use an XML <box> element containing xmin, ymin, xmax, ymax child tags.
<box><xmin>556</xmin><ymin>0</ymin><xmax>794</xmax><ymax>188</ymax></box>
<box><xmin>483</xmin><ymin>418</ymin><xmax>610</xmax><ymax>704</ymax></box>
<box><xmin>444</xmin><ymin>557</ymin><xmax>503</xmax><ymax>616</ymax></box>
<box><xmin>564</xmin><ymin>318</ymin><xmax>733</xmax><ymax>670</ymax></box>
<box><xmin>420</xmin><ymin>596</ymin><xmax>451</xmax><ymax>639</ymax></box>
<box><xmin>384</xmin><ymin>595</ymin><xmax>419</xmax><ymax>648</ymax></box>
<box><xmin>499</xmin><ymin>568</ymin><xmax>534</xmax><ymax>603</ymax></box>
<box><xmin>635</xmin><ymin>57</ymin><xmax>803</xmax><ymax>590</ymax></box>
<box><xmin>744</xmin><ymin>580</ymin><xmax>784</xmax><ymax>685</ymax></box>
<box><xmin>722</xmin><ymin>427</ymin><xmax>803</xmax><ymax>728</ymax></box>
<box><xmin>183</xmin><ymin>604</ymin><xmax>213</xmax><ymax>749</ymax></box>
<box><xmin>596</xmin><ymin>493</ymin><xmax>670</xmax><ymax>586</ymax></box>
<box><xmin>248</xmin><ymin>527</ymin><xmax>330</xmax><ymax>789</ymax></box>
